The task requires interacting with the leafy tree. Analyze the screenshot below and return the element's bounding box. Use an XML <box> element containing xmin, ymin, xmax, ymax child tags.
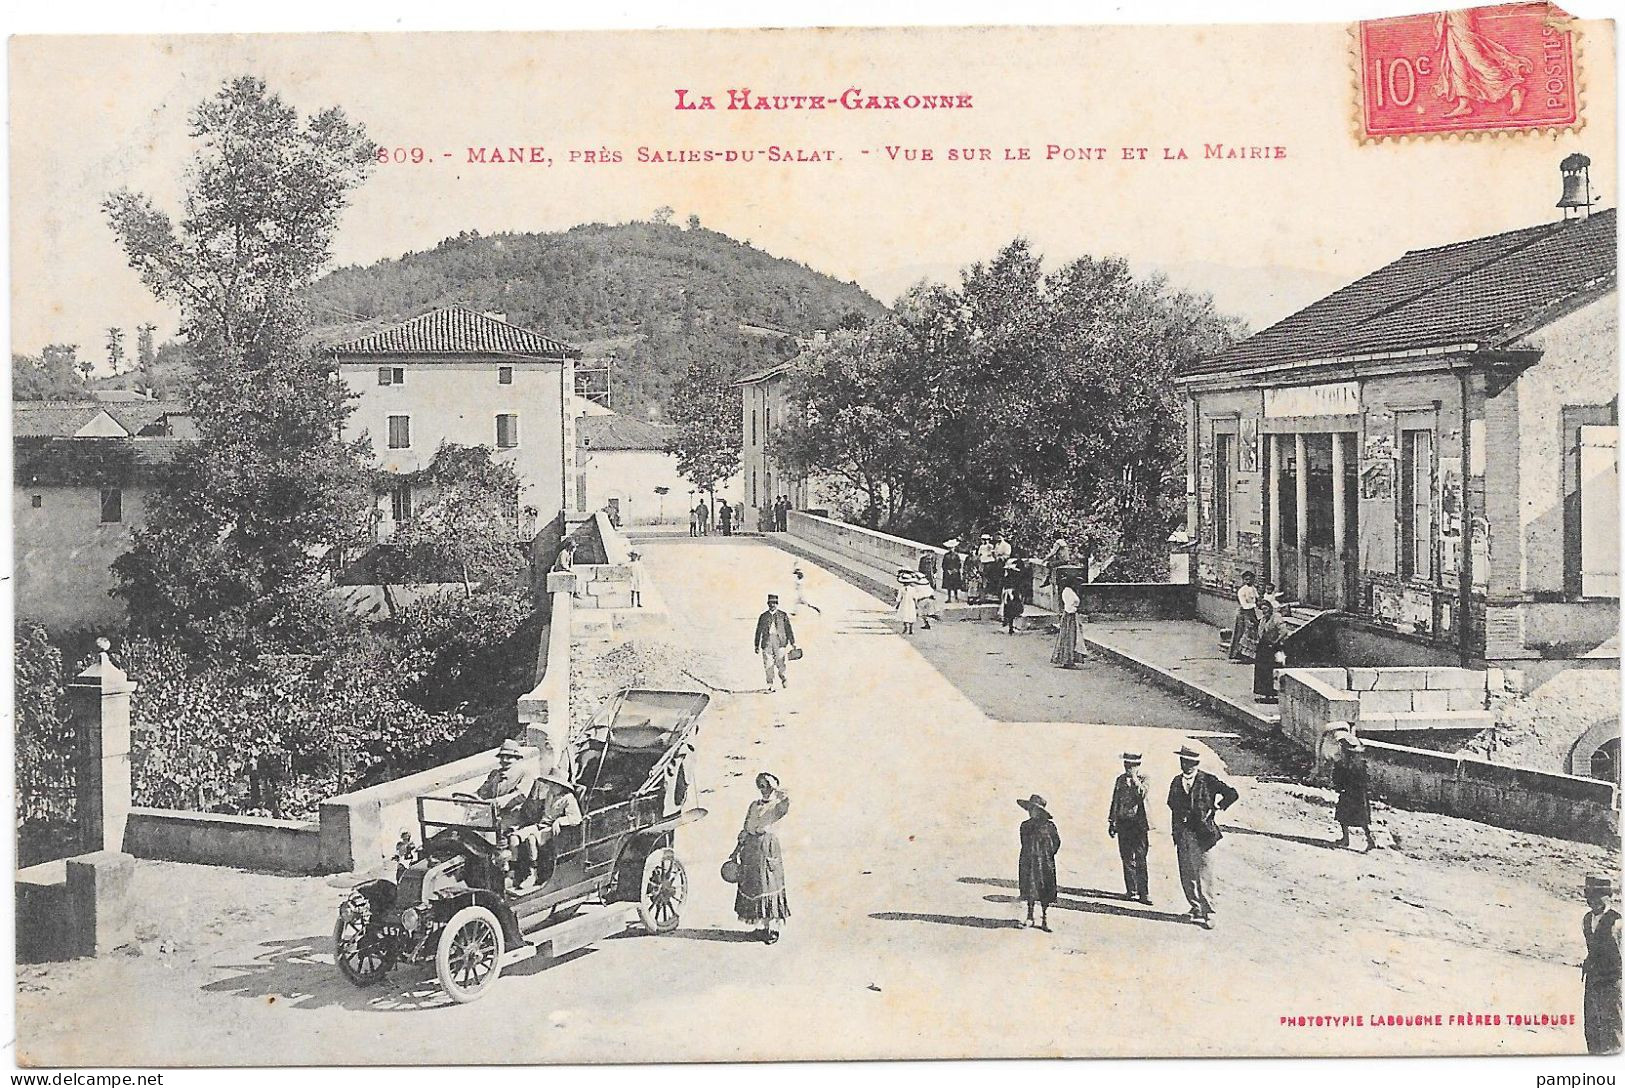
<box><xmin>105</xmin><ymin>327</ymin><xmax>126</xmax><ymax>373</ymax></box>
<box><xmin>386</xmin><ymin>443</ymin><xmax>529</xmax><ymax>598</ymax></box>
<box><xmin>12</xmin><ymin>344</ymin><xmax>88</xmax><ymax>400</ymax></box>
<box><xmin>105</xmin><ymin>75</ymin><xmax>377</xmax><ymax>658</ymax></box>
<box><xmin>651</xmin><ymin>205</ymin><xmax>675</xmax><ymax>225</ymax></box>
<box><xmin>666</xmin><ymin>353</ymin><xmax>743</xmax><ymax>509</ymax></box>
<box><xmin>686</xmin><ymin>214</ymin><xmax>701</xmax><ymax>230</ymax></box>
<box><xmin>136</xmin><ymin>322</ymin><xmax>157</xmax><ymax>369</ymax></box>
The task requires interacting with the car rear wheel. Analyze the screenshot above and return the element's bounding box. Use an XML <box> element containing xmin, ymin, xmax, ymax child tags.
<box><xmin>636</xmin><ymin>847</ymin><xmax>688</xmax><ymax>934</ymax></box>
<box><xmin>436</xmin><ymin>906</ymin><xmax>504</xmax><ymax>1003</ymax></box>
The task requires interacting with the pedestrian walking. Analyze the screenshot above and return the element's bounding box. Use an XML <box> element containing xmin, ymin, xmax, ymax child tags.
<box><xmin>1051</xmin><ymin>580</ymin><xmax>1081</xmax><ymax>667</ymax></box>
<box><xmin>731</xmin><ymin>772</ymin><xmax>791</xmax><ymax>944</ymax></box>
<box><xmin>1000</xmin><ymin>559</ymin><xmax>1025</xmax><ymax>634</ymax></box>
<box><xmin>1017</xmin><ymin>794</ymin><xmax>1062</xmax><ymax>931</ymax></box>
<box><xmin>776</xmin><ymin>496</ymin><xmax>790</xmax><ymax>532</ymax></box>
<box><xmin>1332</xmin><ymin>735</ymin><xmax>1378</xmax><ymax>851</ymax></box>
<box><xmin>699</xmin><ymin>501</ymin><xmax>712</xmax><ymax>536</ymax></box>
<box><xmin>753</xmin><ymin>594</ymin><xmax>797</xmax><ymax>692</ymax></box>
<box><xmin>789</xmin><ymin>564</ymin><xmax>822</xmax><ymax>615</ymax></box>
<box><xmin>1582</xmin><ymin>872</ymin><xmax>1622</xmax><ymax>1054</ymax></box>
<box><xmin>1253</xmin><ymin>599</ymin><xmax>1285</xmax><ymax>704</ymax></box>
<box><xmin>941</xmin><ymin>539</ymin><xmax>964</xmax><ymax>603</ymax></box>
<box><xmin>1167</xmin><ymin>745</ymin><xmax>1238</xmax><ymax>929</ymax></box>
<box><xmin>1229</xmin><ymin>571</ymin><xmax>1260</xmax><ymax>662</ymax></box>
<box><xmin>895</xmin><ymin>570</ymin><xmax>932</xmax><ymax>633</ymax></box>
<box><xmin>719</xmin><ymin>503</ymin><xmax>734</xmax><ymax>536</ymax></box>
<box><xmin>1107</xmin><ymin>752</ymin><xmax>1152</xmax><ymax>904</ymax></box>
<box><xmin>689</xmin><ymin>505</ymin><xmax>699</xmax><ymax>537</ymax></box>
<box><xmin>918</xmin><ymin>548</ymin><xmax>939</xmax><ymax>590</ymax></box>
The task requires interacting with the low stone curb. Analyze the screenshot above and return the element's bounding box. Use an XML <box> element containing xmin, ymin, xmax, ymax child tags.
<box><xmin>1076</xmin><ymin>631</ymin><xmax>1279</xmax><ymax>733</ymax></box>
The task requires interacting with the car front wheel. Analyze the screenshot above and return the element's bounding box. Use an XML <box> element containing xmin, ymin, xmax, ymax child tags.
<box><xmin>435</xmin><ymin>905</ymin><xmax>504</xmax><ymax>1003</ymax></box>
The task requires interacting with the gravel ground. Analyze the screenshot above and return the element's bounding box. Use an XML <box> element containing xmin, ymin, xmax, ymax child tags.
<box><xmin>1461</xmin><ymin>668</ymin><xmax>1620</xmax><ymax>772</ymax></box>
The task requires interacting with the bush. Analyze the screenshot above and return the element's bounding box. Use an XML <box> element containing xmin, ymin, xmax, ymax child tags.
<box><xmin>16</xmin><ymin>623</ymin><xmax>74</xmax><ymax>849</ymax></box>
<box><xmin>390</xmin><ymin>589</ymin><xmax>532</xmax><ymax>711</ymax></box>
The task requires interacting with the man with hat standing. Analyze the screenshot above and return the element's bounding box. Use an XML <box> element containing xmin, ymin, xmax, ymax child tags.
<box><xmin>1108</xmin><ymin>752</ymin><xmax>1152</xmax><ymax>905</ymax></box>
<box><xmin>753</xmin><ymin>593</ymin><xmax>797</xmax><ymax>692</ymax></box>
<box><xmin>1017</xmin><ymin>794</ymin><xmax>1062</xmax><ymax>931</ymax></box>
<box><xmin>1582</xmin><ymin>872</ymin><xmax>1622</xmax><ymax>1054</ymax></box>
<box><xmin>1167</xmin><ymin>745</ymin><xmax>1239</xmax><ymax>929</ymax></box>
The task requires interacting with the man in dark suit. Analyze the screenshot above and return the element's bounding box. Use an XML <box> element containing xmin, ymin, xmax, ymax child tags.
<box><xmin>1166</xmin><ymin>745</ymin><xmax>1239</xmax><ymax>929</ymax></box>
<box><xmin>753</xmin><ymin>593</ymin><xmax>797</xmax><ymax>692</ymax></box>
<box><xmin>1108</xmin><ymin>752</ymin><xmax>1152</xmax><ymax>904</ymax></box>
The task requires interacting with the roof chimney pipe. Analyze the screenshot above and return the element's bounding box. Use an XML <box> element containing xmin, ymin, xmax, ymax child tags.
<box><xmin>1557</xmin><ymin>152</ymin><xmax>1595</xmax><ymax>220</ymax></box>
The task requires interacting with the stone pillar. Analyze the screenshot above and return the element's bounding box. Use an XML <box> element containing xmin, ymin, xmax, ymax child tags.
<box><xmin>1267</xmin><ymin>433</ymin><xmax>1282</xmax><ymax>584</ymax></box>
<box><xmin>67</xmin><ymin>641</ymin><xmax>136</xmax><ymax>854</ymax></box>
<box><xmin>1294</xmin><ymin>433</ymin><xmax>1311</xmax><ymax>601</ymax></box>
<box><xmin>66</xmin><ymin>850</ymin><xmax>134</xmax><ymax>957</ymax></box>
<box><xmin>1331</xmin><ymin>431</ymin><xmax>1347</xmax><ymax>605</ymax></box>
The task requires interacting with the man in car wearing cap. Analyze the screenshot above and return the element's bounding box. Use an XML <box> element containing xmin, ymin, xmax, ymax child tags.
<box><xmin>753</xmin><ymin>593</ymin><xmax>797</xmax><ymax>692</ymax></box>
<box><xmin>1167</xmin><ymin>745</ymin><xmax>1238</xmax><ymax>929</ymax></box>
<box><xmin>1582</xmin><ymin>872</ymin><xmax>1622</xmax><ymax>1054</ymax></box>
<box><xmin>1108</xmin><ymin>752</ymin><xmax>1152</xmax><ymax>904</ymax></box>
<box><xmin>478</xmin><ymin>740</ymin><xmax>534</xmax><ymax>891</ymax></box>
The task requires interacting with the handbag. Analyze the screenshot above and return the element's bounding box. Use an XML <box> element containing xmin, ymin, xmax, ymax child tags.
<box><xmin>787</xmin><ymin>646</ymin><xmax>804</xmax><ymax>661</ymax></box>
<box><xmin>720</xmin><ymin>853</ymin><xmax>741</xmax><ymax>884</ymax></box>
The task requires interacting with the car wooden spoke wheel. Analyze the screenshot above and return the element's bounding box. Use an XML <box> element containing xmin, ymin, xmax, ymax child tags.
<box><xmin>436</xmin><ymin>906</ymin><xmax>504</xmax><ymax>1003</ymax></box>
<box><xmin>333</xmin><ymin>894</ymin><xmax>396</xmax><ymax>986</ymax></box>
<box><xmin>636</xmin><ymin>846</ymin><xmax>688</xmax><ymax>934</ymax></box>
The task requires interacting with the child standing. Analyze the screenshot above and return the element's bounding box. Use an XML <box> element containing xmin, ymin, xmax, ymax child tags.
<box><xmin>628</xmin><ymin>551</ymin><xmax>644</xmax><ymax>608</ymax></box>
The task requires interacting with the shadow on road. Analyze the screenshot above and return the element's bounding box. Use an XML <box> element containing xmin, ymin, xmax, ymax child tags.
<box><xmin>1223</xmin><ymin>824</ymin><xmax>1341</xmax><ymax>850</ymax></box>
<box><xmin>869</xmin><ymin>911</ymin><xmax>1021</xmax><ymax>930</ymax></box>
<box><xmin>979</xmin><ymin>892</ymin><xmax>1193</xmax><ymax>926</ymax></box>
<box><xmin>202</xmin><ymin>934</ymin><xmax>597</xmax><ymax>1012</ymax></box>
<box><xmin>649</xmin><ymin>927</ymin><xmax>762</xmax><ymax>943</ymax></box>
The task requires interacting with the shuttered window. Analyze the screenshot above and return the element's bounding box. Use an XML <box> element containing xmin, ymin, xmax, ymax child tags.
<box><xmin>387</xmin><ymin>415</ymin><xmax>410</xmax><ymax>449</ymax></box>
<box><xmin>391</xmin><ymin>481</ymin><xmax>414</xmax><ymax>522</ymax></box>
<box><xmin>496</xmin><ymin>413</ymin><xmax>519</xmax><ymax>448</ymax></box>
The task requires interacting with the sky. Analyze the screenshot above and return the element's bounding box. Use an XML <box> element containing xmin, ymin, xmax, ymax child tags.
<box><xmin>8</xmin><ymin>13</ymin><xmax>1617</xmax><ymax>364</ymax></box>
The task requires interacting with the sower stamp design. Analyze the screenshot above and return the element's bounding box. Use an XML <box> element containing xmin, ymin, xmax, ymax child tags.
<box><xmin>1357</xmin><ymin>3</ymin><xmax>1579</xmax><ymax>140</ymax></box>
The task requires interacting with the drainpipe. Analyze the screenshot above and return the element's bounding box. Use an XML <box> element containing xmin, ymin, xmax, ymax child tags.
<box><xmin>1458</xmin><ymin>367</ymin><xmax>1474</xmax><ymax>668</ymax></box>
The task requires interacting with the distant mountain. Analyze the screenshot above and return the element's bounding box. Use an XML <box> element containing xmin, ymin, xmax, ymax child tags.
<box><xmin>304</xmin><ymin>221</ymin><xmax>887</xmax><ymax>418</ymax></box>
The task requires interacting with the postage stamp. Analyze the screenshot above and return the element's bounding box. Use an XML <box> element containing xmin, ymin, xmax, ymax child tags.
<box><xmin>1356</xmin><ymin>2</ymin><xmax>1580</xmax><ymax>140</ymax></box>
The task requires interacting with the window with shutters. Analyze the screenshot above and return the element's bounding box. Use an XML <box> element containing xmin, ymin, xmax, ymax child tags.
<box><xmin>391</xmin><ymin>480</ymin><xmax>414</xmax><ymax>522</ymax></box>
<box><xmin>377</xmin><ymin>366</ymin><xmax>404</xmax><ymax>385</ymax></box>
<box><xmin>1213</xmin><ymin>431</ymin><xmax>1234</xmax><ymax>551</ymax></box>
<box><xmin>387</xmin><ymin>415</ymin><xmax>411</xmax><ymax>449</ymax></box>
<box><xmin>496</xmin><ymin>413</ymin><xmax>520</xmax><ymax>449</ymax></box>
<box><xmin>100</xmin><ymin>488</ymin><xmax>122</xmax><ymax>524</ymax></box>
<box><xmin>499</xmin><ymin>366</ymin><xmax>513</xmax><ymax>385</ymax></box>
<box><xmin>1400</xmin><ymin>428</ymin><xmax>1434</xmax><ymax>582</ymax></box>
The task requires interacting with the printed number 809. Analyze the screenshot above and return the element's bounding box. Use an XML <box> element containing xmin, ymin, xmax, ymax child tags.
<box><xmin>376</xmin><ymin>147</ymin><xmax>429</xmax><ymax>164</ymax></box>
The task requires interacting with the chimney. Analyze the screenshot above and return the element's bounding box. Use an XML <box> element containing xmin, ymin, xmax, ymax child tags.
<box><xmin>1557</xmin><ymin>153</ymin><xmax>1595</xmax><ymax>221</ymax></box>
<box><xmin>483</xmin><ymin>311</ymin><xmax>509</xmax><ymax>323</ymax></box>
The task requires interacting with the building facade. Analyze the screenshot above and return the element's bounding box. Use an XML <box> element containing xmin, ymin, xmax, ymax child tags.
<box><xmin>575</xmin><ymin>410</ymin><xmax>740</xmax><ymax>525</ymax></box>
<box><xmin>737</xmin><ymin>361</ymin><xmax>809</xmax><ymax>530</ymax></box>
<box><xmin>13</xmin><ymin>399</ymin><xmax>191</xmax><ymax>630</ymax></box>
<box><xmin>332</xmin><ymin>307</ymin><xmax>580</xmax><ymax>540</ymax></box>
<box><xmin>1178</xmin><ymin>207</ymin><xmax>1617</xmax><ymax>673</ymax></box>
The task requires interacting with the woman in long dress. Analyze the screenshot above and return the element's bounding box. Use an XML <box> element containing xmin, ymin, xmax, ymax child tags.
<box><xmin>734</xmin><ymin>773</ymin><xmax>791</xmax><ymax>944</ymax></box>
<box><xmin>1332</xmin><ymin>737</ymin><xmax>1377</xmax><ymax>851</ymax></box>
<box><xmin>941</xmin><ymin>541</ymin><xmax>964</xmax><ymax>603</ymax></box>
<box><xmin>1017</xmin><ymin>794</ymin><xmax>1062</xmax><ymax>931</ymax></box>
<box><xmin>1000</xmin><ymin>560</ymin><xmax>1025</xmax><ymax>634</ymax></box>
<box><xmin>1253</xmin><ymin>599</ymin><xmax>1284</xmax><ymax>703</ymax></box>
<box><xmin>1051</xmin><ymin>581</ymin><xmax>1080</xmax><ymax>667</ymax></box>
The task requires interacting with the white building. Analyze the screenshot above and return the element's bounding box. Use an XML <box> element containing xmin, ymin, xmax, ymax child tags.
<box><xmin>332</xmin><ymin>307</ymin><xmax>580</xmax><ymax>538</ymax></box>
<box><xmin>576</xmin><ymin>409</ymin><xmax>740</xmax><ymax>525</ymax></box>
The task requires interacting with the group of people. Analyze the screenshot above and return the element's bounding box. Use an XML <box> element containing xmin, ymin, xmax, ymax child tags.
<box><xmin>690</xmin><ymin>500</ymin><xmax>747</xmax><ymax>537</ymax></box>
<box><xmin>473</xmin><ymin>738</ymin><xmax>585</xmax><ymax>893</ymax></box>
<box><xmin>765</xmin><ymin>495</ymin><xmax>794</xmax><ymax>532</ymax></box>
<box><xmin>1018</xmin><ymin>745</ymin><xmax>1239</xmax><ymax>931</ymax></box>
<box><xmin>1227</xmin><ymin>571</ymin><xmax>1288</xmax><ymax>704</ymax></box>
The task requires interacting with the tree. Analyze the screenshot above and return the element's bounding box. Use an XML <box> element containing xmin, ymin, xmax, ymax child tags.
<box><xmin>105</xmin><ymin>75</ymin><xmax>378</xmax><ymax>658</ymax></box>
<box><xmin>136</xmin><ymin>323</ymin><xmax>158</xmax><ymax>369</ymax></box>
<box><xmin>666</xmin><ymin>353</ymin><xmax>743</xmax><ymax>509</ymax></box>
<box><xmin>686</xmin><ymin>214</ymin><xmax>701</xmax><ymax>230</ymax></box>
<box><xmin>386</xmin><ymin>444</ymin><xmax>528</xmax><ymax>598</ymax></box>
<box><xmin>651</xmin><ymin>205</ymin><xmax>675</xmax><ymax>225</ymax></box>
<box><xmin>12</xmin><ymin>344</ymin><xmax>88</xmax><ymax>400</ymax></box>
<box><xmin>106</xmin><ymin>327</ymin><xmax>126</xmax><ymax>374</ymax></box>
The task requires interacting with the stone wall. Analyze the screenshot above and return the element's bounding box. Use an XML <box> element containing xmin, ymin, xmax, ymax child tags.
<box><xmin>124</xmin><ymin>808</ymin><xmax>323</xmax><ymax>874</ymax></box>
<box><xmin>1074</xmin><ymin>582</ymin><xmax>1196</xmax><ymax>620</ymax></box>
<box><xmin>786</xmin><ymin>510</ymin><xmax>942</xmax><ymax>578</ymax></box>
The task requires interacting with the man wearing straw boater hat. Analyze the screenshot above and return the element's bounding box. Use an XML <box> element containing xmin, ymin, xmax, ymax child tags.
<box><xmin>1582</xmin><ymin>872</ymin><xmax>1622</xmax><ymax>1054</ymax></box>
<box><xmin>753</xmin><ymin>593</ymin><xmax>797</xmax><ymax>692</ymax></box>
<box><xmin>1166</xmin><ymin>745</ymin><xmax>1238</xmax><ymax>929</ymax></box>
<box><xmin>1108</xmin><ymin>752</ymin><xmax>1152</xmax><ymax>905</ymax></box>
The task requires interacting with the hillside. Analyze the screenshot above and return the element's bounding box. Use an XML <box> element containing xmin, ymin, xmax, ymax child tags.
<box><xmin>304</xmin><ymin>221</ymin><xmax>886</xmax><ymax>418</ymax></box>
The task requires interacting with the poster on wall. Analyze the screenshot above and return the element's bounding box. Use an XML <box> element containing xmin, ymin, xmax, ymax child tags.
<box><xmin>1438</xmin><ymin>456</ymin><xmax>1463</xmax><ymax>578</ymax></box>
<box><xmin>1360</xmin><ymin>433</ymin><xmax>1394</xmax><ymax>499</ymax></box>
<box><xmin>1238</xmin><ymin>417</ymin><xmax>1258</xmax><ymax>472</ymax></box>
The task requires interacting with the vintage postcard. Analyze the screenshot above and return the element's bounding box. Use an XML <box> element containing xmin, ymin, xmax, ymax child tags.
<box><xmin>9</xmin><ymin>3</ymin><xmax>1623</xmax><ymax>1075</ymax></box>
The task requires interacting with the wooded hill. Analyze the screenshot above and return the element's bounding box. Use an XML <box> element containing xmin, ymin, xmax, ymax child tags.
<box><xmin>303</xmin><ymin>220</ymin><xmax>887</xmax><ymax>418</ymax></box>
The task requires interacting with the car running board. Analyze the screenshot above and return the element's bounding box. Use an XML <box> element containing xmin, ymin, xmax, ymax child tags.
<box><xmin>509</xmin><ymin>902</ymin><xmax>638</xmax><ymax>964</ymax></box>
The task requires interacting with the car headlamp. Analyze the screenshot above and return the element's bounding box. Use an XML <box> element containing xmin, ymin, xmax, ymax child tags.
<box><xmin>400</xmin><ymin>907</ymin><xmax>421</xmax><ymax>934</ymax></box>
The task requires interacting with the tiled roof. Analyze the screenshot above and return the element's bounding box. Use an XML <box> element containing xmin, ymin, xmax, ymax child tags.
<box><xmin>1188</xmin><ymin>208</ymin><xmax>1617</xmax><ymax>376</ymax></box>
<box><xmin>14</xmin><ymin>400</ymin><xmax>189</xmax><ymax>438</ymax></box>
<box><xmin>577</xmin><ymin>412</ymin><xmax>676</xmax><ymax>451</ymax></box>
<box><xmin>330</xmin><ymin>306</ymin><xmax>580</xmax><ymax>359</ymax></box>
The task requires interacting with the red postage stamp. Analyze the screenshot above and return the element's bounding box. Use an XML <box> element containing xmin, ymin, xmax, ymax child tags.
<box><xmin>1356</xmin><ymin>3</ymin><xmax>1580</xmax><ymax>140</ymax></box>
